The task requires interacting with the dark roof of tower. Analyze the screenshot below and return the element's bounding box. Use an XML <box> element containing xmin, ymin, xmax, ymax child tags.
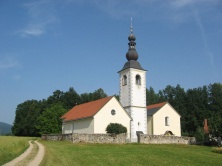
<box><xmin>119</xmin><ymin>60</ymin><xmax>146</xmax><ymax>72</ymax></box>
<box><xmin>119</xmin><ymin>18</ymin><xmax>146</xmax><ymax>72</ymax></box>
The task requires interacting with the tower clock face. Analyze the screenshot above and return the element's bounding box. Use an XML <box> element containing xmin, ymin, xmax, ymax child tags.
<box><xmin>111</xmin><ymin>109</ymin><xmax>116</xmax><ymax>115</ymax></box>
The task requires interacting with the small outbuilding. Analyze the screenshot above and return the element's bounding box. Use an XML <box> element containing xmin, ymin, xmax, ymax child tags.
<box><xmin>147</xmin><ymin>102</ymin><xmax>181</xmax><ymax>136</ymax></box>
<box><xmin>61</xmin><ymin>96</ymin><xmax>131</xmax><ymax>137</ymax></box>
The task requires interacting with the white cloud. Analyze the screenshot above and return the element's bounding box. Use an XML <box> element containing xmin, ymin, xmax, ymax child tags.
<box><xmin>18</xmin><ymin>0</ymin><xmax>59</xmax><ymax>37</ymax></box>
<box><xmin>19</xmin><ymin>25</ymin><xmax>45</xmax><ymax>37</ymax></box>
<box><xmin>192</xmin><ymin>8</ymin><xmax>216</xmax><ymax>75</ymax></box>
<box><xmin>90</xmin><ymin>0</ymin><xmax>156</xmax><ymax>19</ymax></box>
<box><xmin>76</xmin><ymin>0</ymin><xmax>221</xmax><ymax>23</ymax></box>
<box><xmin>16</xmin><ymin>0</ymin><xmax>221</xmax><ymax>38</ymax></box>
<box><xmin>170</xmin><ymin>0</ymin><xmax>220</xmax><ymax>9</ymax></box>
<box><xmin>170</xmin><ymin>0</ymin><xmax>196</xmax><ymax>8</ymax></box>
<box><xmin>0</xmin><ymin>57</ymin><xmax>20</xmax><ymax>69</ymax></box>
<box><xmin>0</xmin><ymin>57</ymin><xmax>22</xmax><ymax>80</ymax></box>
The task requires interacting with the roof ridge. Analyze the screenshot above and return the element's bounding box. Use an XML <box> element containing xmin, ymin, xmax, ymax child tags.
<box><xmin>61</xmin><ymin>96</ymin><xmax>113</xmax><ymax>121</ymax></box>
<box><xmin>147</xmin><ymin>102</ymin><xmax>167</xmax><ymax>110</ymax></box>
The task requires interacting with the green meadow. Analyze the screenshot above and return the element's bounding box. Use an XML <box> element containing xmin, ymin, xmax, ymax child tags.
<box><xmin>40</xmin><ymin>140</ymin><xmax>222</xmax><ymax>166</ymax></box>
<box><xmin>1</xmin><ymin>136</ymin><xmax>221</xmax><ymax>166</ymax></box>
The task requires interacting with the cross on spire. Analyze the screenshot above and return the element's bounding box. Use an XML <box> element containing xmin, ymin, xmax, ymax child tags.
<box><xmin>130</xmin><ymin>17</ymin><xmax>133</xmax><ymax>34</ymax></box>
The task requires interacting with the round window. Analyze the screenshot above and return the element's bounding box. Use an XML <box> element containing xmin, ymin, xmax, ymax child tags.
<box><xmin>111</xmin><ymin>109</ymin><xmax>116</xmax><ymax>115</ymax></box>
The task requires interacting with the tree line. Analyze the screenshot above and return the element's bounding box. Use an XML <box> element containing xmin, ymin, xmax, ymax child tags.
<box><xmin>12</xmin><ymin>83</ymin><xmax>222</xmax><ymax>138</ymax></box>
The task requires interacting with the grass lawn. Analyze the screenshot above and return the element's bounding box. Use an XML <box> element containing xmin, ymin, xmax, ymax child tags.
<box><xmin>40</xmin><ymin>141</ymin><xmax>222</xmax><ymax>166</ymax></box>
<box><xmin>0</xmin><ymin>136</ymin><xmax>37</xmax><ymax>165</ymax></box>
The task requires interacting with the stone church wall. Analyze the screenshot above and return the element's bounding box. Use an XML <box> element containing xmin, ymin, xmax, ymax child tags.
<box><xmin>42</xmin><ymin>133</ymin><xmax>196</xmax><ymax>144</ymax></box>
<box><xmin>72</xmin><ymin>133</ymin><xmax>126</xmax><ymax>143</ymax></box>
<box><xmin>139</xmin><ymin>134</ymin><xmax>196</xmax><ymax>144</ymax></box>
<box><xmin>42</xmin><ymin>133</ymin><xmax>126</xmax><ymax>144</ymax></box>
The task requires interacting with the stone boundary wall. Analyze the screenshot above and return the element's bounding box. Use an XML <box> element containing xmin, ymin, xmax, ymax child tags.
<box><xmin>42</xmin><ymin>134</ymin><xmax>196</xmax><ymax>144</ymax></box>
<box><xmin>72</xmin><ymin>133</ymin><xmax>126</xmax><ymax>144</ymax></box>
<box><xmin>42</xmin><ymin>134</ymin><xmax>72</xmax><ymax>141</ymax></box>
<box><xmin>139</xmin><ymin>134</ymin><xmax>196</xmax><ymax>145</ymax></box>
<box><xmin>42</xmin><ymin>133</ymin><xmax>126</xmax><ymax>144</ymax></box>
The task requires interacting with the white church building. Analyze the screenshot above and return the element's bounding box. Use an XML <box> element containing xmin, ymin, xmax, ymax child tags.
<box><xmin>61</xmin><ymin>23</ymin><xmax>181</xmax><ymax>142</ymax></box>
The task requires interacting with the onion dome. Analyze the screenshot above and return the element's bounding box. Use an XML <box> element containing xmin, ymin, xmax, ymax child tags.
<box><xmin>128</xmin><ymin>33</ymin><xmax>136</xmax><ymax>41</ymax></box>
<box><xmin>126</xmin><ymin>18</ymin><xmax>139</xmax><ymax>61</ymax></box>
<box><xmin>126</xmin><ymin>47</ymin><xmax>138</xmax><ymax>61</ymax></box>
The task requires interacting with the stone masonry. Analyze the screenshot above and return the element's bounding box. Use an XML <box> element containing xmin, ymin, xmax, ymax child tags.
<box><xmin>42</xmin><ymin>133</ymin><xmax>196</xmax><ymax>145</ymax></box>
<box><xmin>42</xmin><ymin>133</ymin><xmax>126</xmax><ymax>144</ymax></box>
<box><xmin>139</xmin><ymin>134</ymin><xmax>196</xmax><ymax>144</ymax></box>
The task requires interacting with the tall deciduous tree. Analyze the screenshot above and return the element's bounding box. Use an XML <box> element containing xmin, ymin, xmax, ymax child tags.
<box><xmin>93</xmin><ymin>88</ymin><xmax>107</xmax><ymax>100</ymax></box>
<box><xmin>184</xmin><ymin>86</ymin><xmax>210</xmax><ymax>136</ymax></box>
<box><xmin>12</xmin><ymin>100</ymin><xmax>42</xmax><ymax>136</ymax></box>
<box><xmin>171</xmin><ymin>85</ymin><xmax>186</xmax><ymax>133</ymax></box>
<box><xmin>36</xmin><ymin>104</ymin><xmax>67</xmax><ymax>134</ymax></box>
<box><xmin>47</xmin><ymin>90</ymin><xmax>65</xmax><ymax>106</ymax></box>
<box><xmin>80</xmin><ymin>88</ymin><xmax>107</xmax><ymax>104</ymax></box>
<box><xmin>208</xmin><ymin>83</ymin><xmax>222</xmax><ymax>137</ymax></box>
<box><xmin>146</xmin><ymin>87</ymin><xmax>159</xmax><ymax>105</ymax></box>
<box><xmin>63</xmin><ymin>87</ymin><xmax>80</xmax><ymax>109</ymax></box>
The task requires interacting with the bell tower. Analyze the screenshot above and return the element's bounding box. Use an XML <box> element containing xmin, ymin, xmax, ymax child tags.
<box><xmin>118</xmin><ymin>19</ymin><xmax>147</xmax><ymax>142</ymax></box>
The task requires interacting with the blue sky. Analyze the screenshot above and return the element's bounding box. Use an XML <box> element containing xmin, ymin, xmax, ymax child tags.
<box><xmin>0</xmin><ymin>0</ymin><xmax>222</xmax><ymax>124</ymax></box>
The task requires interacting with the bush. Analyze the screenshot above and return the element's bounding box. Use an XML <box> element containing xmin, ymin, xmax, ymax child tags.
<box><xmin>106</xmin><ymin>123</ymin><xmax>127</xmax><ymax>134</ymax></box>
<box><xmin>194</xmin><ymin>127</ymin><xmax>205</xmax><ymax>143</ymax></box>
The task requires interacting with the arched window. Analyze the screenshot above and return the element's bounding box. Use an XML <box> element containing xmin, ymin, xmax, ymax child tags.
<box><xmin>165</xmin><ymin>116</ymin><xmax>169</xmax><ymax>126</ymax></box>
<box><xmin>135</xmin><ymin>75</ymin><xmax>141</xmax><ymax>85</ymax></box>
<box><xmin>122</xmin><ymin>75</ymin><xmax>127</xmax><ymax>86</ymax></box>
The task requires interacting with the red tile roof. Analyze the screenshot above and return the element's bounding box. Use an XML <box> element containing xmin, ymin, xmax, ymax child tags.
<box><xmin>61</xmin><ymin>96</ymin><xmax>113</xmax><ymax>121</ymax></box>
<box><xmin>147</xmin><ymin>102</ymin><xmax>167</xmax><ymax>110</ymax></box>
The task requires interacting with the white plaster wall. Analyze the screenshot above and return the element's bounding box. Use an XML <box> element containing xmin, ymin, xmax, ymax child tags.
<box><xmin>119</xmin><ymin>68</ymin><xmax>147</xmax><ymax>141</ymax></box>
<box><xmin>119</xmin><ymin>68</ymin><xmax>146</xmax><ymax>108</ymax></box>
<box><xmin>73</xmin><ymin>118</ymin><xmax>94</xmax><ymax>134</ymax></box>
<box><xmin>147</xmin><ymin>116</ymin><xmax>153</xmax><ymax>135</ymax></box>
<box><xmin>129</xmin><ymin>69</ymin><xmax>147</xmax><ymax>141</ymax></box>
<box><xmin>130</xmin><ymin>107</ymin><xmax>147</xmax><ymax>142</ymax></box>
<box><xmin>94</xmin><ymin>97</ymin><xmax>131</xmax><ymax>137</ymax></box>
<box><xmin>153</xmin><ymin>104</ymin><xmax>181</xmax><ymax>136</ymax></box>
<box><xmin>130</xmin><ymin>68</ymin><xmax>146</xmax><ymax>107</ymax></box>
<box><xmin>119</xmin><ymin>69</ymin><xmax>130</xmax><ymax>108</ymax></box>
<box><xmin>62</xmin><ymin>118</ymin><xmax>94</xmax><ymax>134</ymax></box>
<box><xmin>62</xmin><ymin>121</ymin><xmax>73</xmax><ymax>134</ymax></box>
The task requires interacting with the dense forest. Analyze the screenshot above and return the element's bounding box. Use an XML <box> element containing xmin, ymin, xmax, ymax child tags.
<box><xmin>12</xmin><ymin>83</ymin><xmax>222</xmax><ymax>139</ymax></box>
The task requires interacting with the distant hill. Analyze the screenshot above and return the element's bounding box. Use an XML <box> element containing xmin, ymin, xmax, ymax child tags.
<box><xmin>0</xmin><ymin>122</ymin><xmax>12</xmax><ymax>135</ymax></box>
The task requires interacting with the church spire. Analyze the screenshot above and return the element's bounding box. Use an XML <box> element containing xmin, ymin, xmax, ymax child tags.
<box><xmin>126</xmin><ymin>18</ymin><xmax>138</xmax><ymax>61</ymax></box>
<box><xmin>130</xmin><ymin>17</ymin><xmax>133</xmax><ymax>34</ymax></box>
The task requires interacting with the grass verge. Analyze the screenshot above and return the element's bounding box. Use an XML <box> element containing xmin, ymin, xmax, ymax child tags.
<box><xmin>40</xmin><ymin>141</ymin><xmax>222</xmax><ymax>166</ymax></box>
